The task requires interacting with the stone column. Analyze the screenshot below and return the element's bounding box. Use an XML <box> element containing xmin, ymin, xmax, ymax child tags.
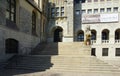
<box><xmin>63</xmin><ymin>0</ymin><xmax>74</xmax><ymax>42</ymax></box>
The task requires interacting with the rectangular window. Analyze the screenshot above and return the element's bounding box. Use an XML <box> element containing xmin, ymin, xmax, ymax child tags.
<box><xmin>61</xmin><ymin>12</ymin><xmax>64</xmax><ymax>16</ymax></box>
<box><xmin>51</xmin><ymin>8</ymin><xmax>55</xmax><ymax>13</ymax></box>
<box><xmin>116</xmin><ymin>48</ymin><xmax>120</xmax><ymax>56</ymax></box>
<box><xmin>56</xmin><ymin>12</ymin><xmax>59</xmax><ymax>17</ymax></box>
<box><xmin>88</xmin><ymin>9</ymin><xmax>92</xmax><ymax>14</ymax></box>
<box><xmin>76</xmin><ymin>10</ymin><xmax>80</xmax><ymax>15</ymax></box>
<box><xmin>56</xmin><ymin>7</ymin><xmax>59</xmax><ymax>12</ymax></box>
<box><xmin>82</xmin><ymin>10</ymin><xmax>86</xmax><ymax>14</ymax></box>
<box><xmin>87</xmin><ymin>0</ymin><xmax>92</xmax><ymax>2</ymax></box>
<box><xmin>94</xmin><ymin>9</ymin><xmax>98</xmax><ymax>14</ymax></box>
<box><xmin>107</xmin><ymin>8</ymin><xmax>111</xmax><ymax>12</ymax></box>
<box><xmin>51</xmin><ymin>13</ymin><xmax>55</xmax><ymax>17</ymax></box>
<box><xmin>94</xmin><ymin>0</ymin><xmax>98</xmax><ymax>2</ymax></box>
<box><xmin>100</xmin><ymin>8</ymin><xmax>105</xmax><ymax>13</ymax></box>
<box><xmin>113</xmin><ymin>7</ymin><xmax>118</xmax><ymax>12</ymax></box>
<box><xmin>91</xmin><ymin>48</ymin><xmax>96</xmax><ymax>56</ymax></box>
<box><xmin>102</xmin><ymin>48</ymin><xmax>109</xmax><ymax>56</ymax></box>
<box><xmin>61</xmin><ymin>7</ymin><xmax>64</xmax><ymax>12</ymax></box>
<box><xmin>100</xmin><ymin>0</ymin><xmax>104</xmax><ymax>1</ymax></box>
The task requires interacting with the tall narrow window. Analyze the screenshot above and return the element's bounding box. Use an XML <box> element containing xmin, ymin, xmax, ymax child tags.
<box><xmin>6</xmin><ymin>0</ymin><xmax>16</xmax><ymax>22</ymax></box>
<box><xmin>32</xmin><ymin>11</ymin><xmax>37</xmax><ymax>35</ymax></box>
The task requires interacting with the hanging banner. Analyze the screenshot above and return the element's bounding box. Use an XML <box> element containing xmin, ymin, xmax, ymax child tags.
<box><xmin>82</xmin><ymin>13</ymin><xmax>119</xmax><ymax>23</ymax></box>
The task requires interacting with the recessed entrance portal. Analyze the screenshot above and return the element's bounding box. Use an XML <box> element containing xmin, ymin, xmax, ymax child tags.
<box><xmin>5</xmin><ymin>38</ymin><xmax>19</xmax><ymax>54</ymax></box>
<box><xmin>54</xmin><ymin>27</ymin><xmax>63</xmax><ymax>42</ymax></box>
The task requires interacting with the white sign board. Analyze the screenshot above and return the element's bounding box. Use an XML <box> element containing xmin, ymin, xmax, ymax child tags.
<box><xmin>100</xmin><ymin>14</ymin><xmax>119</xmax><ymax>22</ymax></box>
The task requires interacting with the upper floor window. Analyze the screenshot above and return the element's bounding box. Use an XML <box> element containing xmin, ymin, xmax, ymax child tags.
<box><xmin>107</xmin><ymin>8</ymin><xmax>111</xmax><ymax>12</ymax></box>
<box><xmin>87</xmin><ymin>0</ymin><xmax>92</xmax><ymax>2</ymax></box>
<box><xmin>32</xmin><ymin>11</ymin><xmax>37</xmax><ymax>35</ymax></box>
<box><xmin>82</xmin><ymin>10</ymin><xmax>86</xmax><ymax>14</ymax></box>
<box><xmin>94</xmin><ymin>9</ymin><xmax>98</xmax><ymax>14</ymax></box>
<box><xmin>87</xmin><ymin>9</ymin><xmax>92</xmax><ymax>14</ymax></box>
<box><xmin>6</xmin><ymin>0</ymin><xmax>16</xmax><ymax>22</ymax></box>
<box><xmin>76</xmin><ymin>10</ymin><xmax>80</xmax><ymax>15</ymax></box>
<box><xmin>94</xmin><ymin>0</ymin><xmax>98</xmax><ymax>2</ymax></box>
<box><xmin>100</xmin><ymin>8</ymin><xmax>105</xmax><ymax>13</ymax></box>
<box><xmin>113</xmin><ymin>7</ymin><xmax>118</xmax><ymax>12</ymax></box>
<box><xmin>61</xmin><ymin>7</ymin><xmax>64</xmax><ymax>12</ymax></box>
<box><xmin>100</xmin><ymin>0</ymin><xmax>104</xmax><ymax>1</ymax></box>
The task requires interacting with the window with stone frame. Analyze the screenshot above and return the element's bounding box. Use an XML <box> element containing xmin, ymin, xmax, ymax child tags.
<box><xmin>102</xmin><ymin>48</ymin><xmax>109</xmax><ymax>56</ymax></box>
<box><xmin>87</xmin><ymin>0</ymin><xmax>92</xmax><ymax>2</ymax></box>
<box><xmin>6</xmin><ymin>0</ymin><xmax>16</xmax><ymax>22</ymax></box>
<box><xmin>32</xmin><ymin>11</ymin><xmax>37</xmax><ymax>36</ymax></box>
<box><xmin>116</xmin><ymin>48</ymin><xmax>120</xmax><ymax>56</ymax></box>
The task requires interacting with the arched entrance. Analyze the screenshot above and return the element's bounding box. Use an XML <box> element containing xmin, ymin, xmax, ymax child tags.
<box><xmin>54</xmin><ymin>27</ymin><xmax>63</xmax><ymax>42</ymax></box>
<box><xmin>5</xmin><ymin>38</ymin><xmax>19</xmax><ymax>54</ymax></box>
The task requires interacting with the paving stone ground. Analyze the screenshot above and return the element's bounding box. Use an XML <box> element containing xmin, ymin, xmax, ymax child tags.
<box><xmin>0</xmin><ymin>68</ymin><xmax>120</xmax><ymax>76</ymax></box>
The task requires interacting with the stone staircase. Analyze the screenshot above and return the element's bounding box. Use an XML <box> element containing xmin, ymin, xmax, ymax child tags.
<box><xmin>5</xmin><ymin>42</ymin><xmax>120</xmax><ymax>73</ymax></box>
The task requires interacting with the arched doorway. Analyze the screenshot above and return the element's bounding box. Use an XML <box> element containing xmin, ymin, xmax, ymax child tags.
<box><xmin>54</xmin><ymin>27</ymin><xmax>63</xmax><ymax>42</ymax></box>
<box><xmin>5</xmin><ymin>38</ymin><xmax>19</xmax><ymax>54</ymax></box>
<box><xmin>77</xmin><ymin>30</ymin><xmax>84</xmax><ymax>42</ymax></box>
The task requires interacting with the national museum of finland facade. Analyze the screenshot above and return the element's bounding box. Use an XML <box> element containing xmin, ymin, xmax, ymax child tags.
<box><xmin>0</xmin><ymin>0</ymin><xmax>120</xmax><ymax>62</ymax></box>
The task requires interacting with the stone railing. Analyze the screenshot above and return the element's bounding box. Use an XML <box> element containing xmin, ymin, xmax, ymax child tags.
<box><xmin>102</xmin><ymin>40</ymin><xmax>109</xmax><ymax>43</ymax></box>
<box><xmin>115</xmin><ymin>39</ymin><xmax>120</xmax><ymax>43</ymax></box>
<box><xmin>91</xmin><ymin>40</ymin><xmax>96</xmax><ymax>45</ymax></box>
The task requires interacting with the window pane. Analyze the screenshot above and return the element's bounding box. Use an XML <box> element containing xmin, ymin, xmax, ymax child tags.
<box><xmin>61</xmin><ymin>7</ymin><xmax>64</xmax><ymax>12</ymax></box>
<box><xmin>56</xmin><ymin>12</ymin><xmax>59</xmax><ymax>16</ymax></box>
<box><xmin>113</xmin><ymin>7</ymin><xmax>118</xmax><ymax>12</ymax></box>
<box><xmin>82</xmin><ymin>10</ymin><xmax>86</xmax><ymax>14</ymax></box>
<box><xmin>56</xmin><ymin>7</ymin><xmax>59</xmax><ymax>12</ymax></box>
<box><xmin>88</xmin><ymin>9</ymin><xmax>92</xmax><ymax>14</ymax></box>
<box><xmin>76</xmin><ymin>10</ymin><xmax>80</xmax><ymax>15</ymax></box>
<box><xmin>94</xmin><ymin>9</ymin><xmax>98</xmax><ymax>14</ymax></box>
<box><xmin>61</xmin><ymin>12</ymin><xmax>64</xmax><ymax>16</ymax></box>
<box><xmin>87</xmin><ymin>0</ymin><xmax>92</xmax><ymax>2</ymax></box>
<box><xmin>51</xmin><ymin>8</ymin><xmax>55</xmax><ymax>13</ymax></box>
<box><xmin>102</xmin><ymin>48</ymin><xmax>108</xmax><ymax>56</ymax></box>
<box><xmin>116</xmin><ymin>48</ymin><xmax>120</xmax><ymax>56</ymax></box>
<box><xmin>107</xmin><ymin>8</ymin><xmax>111</xmax><ymax>12</ymax></box>
<box><xmin>100</xmin><ymin>8</ymin><xmax>104</xmax><ymax>13</ymax></box>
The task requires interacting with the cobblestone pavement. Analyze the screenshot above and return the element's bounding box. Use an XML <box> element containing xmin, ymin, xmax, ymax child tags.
<box><xmin>0</xmin><ymin>68</ymin><xmax>120</xmax><ymax>76</ymax></box>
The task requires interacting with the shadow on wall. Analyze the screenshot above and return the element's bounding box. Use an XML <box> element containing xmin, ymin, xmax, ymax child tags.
<box><xmin>0</xmin><ymin>42</ymin><xmax>59</xmax><ymax>76</ymax></box>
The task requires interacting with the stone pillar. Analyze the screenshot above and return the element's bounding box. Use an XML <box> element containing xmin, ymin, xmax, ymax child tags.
<box><xmin>0</xmin><ymin>0</ymin><xmax>6</xmax><ymax>25</ymax></box>
<box><xmin>96</xmin><ymin>30</ymin><xmax>102</xmax><ymax>44</ymax></box>
<box><xmin>63</xmin><ymin>0</ymin><xmax>74</xmax><ymax>42</ymax></box>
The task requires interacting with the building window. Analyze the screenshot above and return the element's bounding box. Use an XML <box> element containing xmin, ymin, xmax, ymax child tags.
<box><xmin>87</xmin><ymin>0</ymin><xmax>92</xmax><ymax>2</ymax></box>
<box><xmin>82</xmin><ymin>10</ymin><xmax>86</xmax><ymax>14</ymax></box>
<box><xmin>77</xmin><ymin>31</ymin><xmax>84</xmax><ymax>42</ymax></box>
<box><xmin>116</xmin><ymin>48</ymin><xmax>120</xmax><ymax>56</ymax></box>
<box><xmin>76</xmin><ymin>10</ymin><xmax>80</xmax><ymax>15</ymax></box>
<box><xmin>56</xmin><ymin>12</ymin><xmax>59</xmax><ymax>17</ymax></box>
<box><xmin>102</xmin><ymin>48</ymin><xmax>109</xmax><ymax>56</ymax></box>
<box><xmin>51</xmin><ymin>8</ymin><xmax>55</xmax><ymax>13</ymax></box>
<box><xmin>32</xmin><ymin>11</ymin><xmax>37</xmax><ymax>35</ymax></box>
<box><xmin>100</xmin><ymin>8</ymin><xmax>105</xmax><ymax>13</ymax></box>
<box><xmin>100</xmin><ymin>0</ymin><xmax>104</xmax><ymax>1</ymax></box>
<box><xmin>6</xmin><ymin>0</ymin><xmax>16</xmax><ymax>22</ymax></box>
<box><xmin>113</xmin><ymin>7</ymin><xmax>118</xmax><ymax>12</ymax></box>
<box><xmin>87</xmin><ymin>9</ymin><xmax>92</xmax><ymax>14</ymax></box>
<box><xmin>61</xmin><ymin>12</ymin><xmax>64</xmax><ymax>16</ymax></box>
<box><xmin>94</xmin><ymin>9</ymin><xmax>98</xmax><ymax>14</ymax></box>
<box><xmin>91</xmin><ymin>48</ymin><xmax>96</xmax><ymax>56</ymax></box>
<box><xmin>107</xmin><ymin>8</ymin><xmax>111</xmax><ymax>12</ymax></box>
<box><xmin>61</xmin><ymin>7</ymin><xmax>64</xmax><ymax>12</ymax></box>
<box><xmin>94</xmin><ymin>0</ymin><xmax>98</xmax><ymax>2</ymax></box>
<box><xmin>56</xmin><ymin>7</ymin><xmax>59</xmax><ymax>12</ymax></box>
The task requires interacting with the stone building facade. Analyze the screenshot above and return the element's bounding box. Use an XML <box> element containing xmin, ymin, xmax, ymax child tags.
<box><xmin>0</xmin><ymin>0</ymin><xmax>48</xmax><ymax>60</ymax></box>
<box><xmin>81</xmin><ymin>0</ymin><xmax>120</xmax><ymax>61</ymax></box>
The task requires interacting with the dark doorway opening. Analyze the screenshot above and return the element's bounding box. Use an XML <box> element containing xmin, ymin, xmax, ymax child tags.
<box><xmin>54</xmin><ymin>27</ymin><xmax>63</xmax><ymax>42</ymax></box>
<box><xmin>5</xmin><ymin>38</ymin><xmax>19</xmax><ymax>54</ymax></box>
